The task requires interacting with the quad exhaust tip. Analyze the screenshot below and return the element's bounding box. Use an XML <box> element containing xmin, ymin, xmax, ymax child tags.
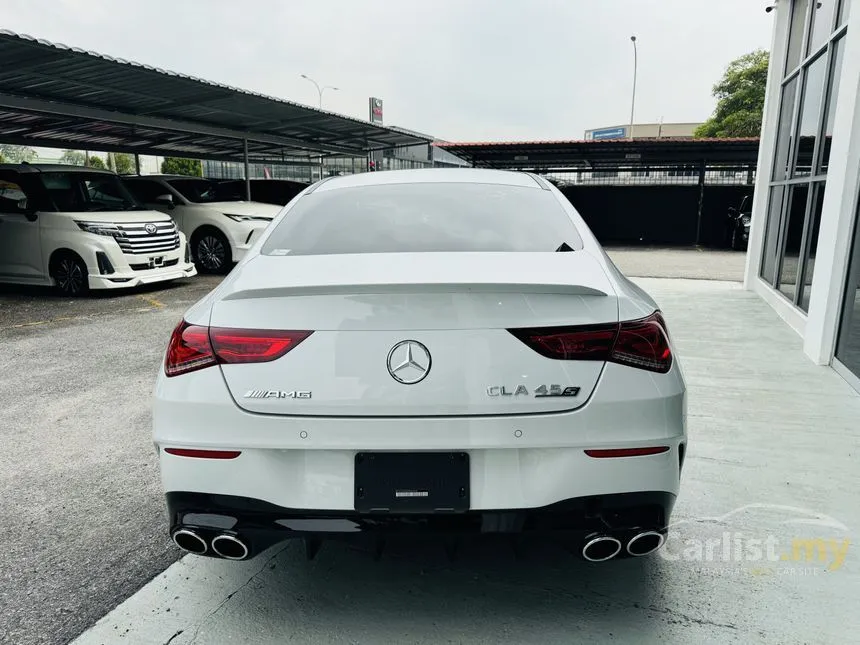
<box><xmin>581</xmin><ymin>535</ymin><xmax>622</xmax><ymax>562</ymax></box>
<box><xmin>172</xmin><ymin>529</ymin><xmax>207</xmax><ymax>555</ymax></box>
<box><xmin>211</xmin><ymin>534</ymin><xmax>250</xmax><ymax>560</ymax></box>
<box><xmin>627</xmin><ymin>530</ymin><xmax>666</xmax><ymax>556</ymax></box>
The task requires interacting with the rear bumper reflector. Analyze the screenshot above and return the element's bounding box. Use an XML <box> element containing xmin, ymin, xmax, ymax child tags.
<box><xmin>584</xmin><ymin>447</ymin><xmax>670</xmax><ymax>458</ymax></box>
<box><xmin>164</xmin><ymin>448</ymin><xmax>242</xmax><ymax>459</ymax></box>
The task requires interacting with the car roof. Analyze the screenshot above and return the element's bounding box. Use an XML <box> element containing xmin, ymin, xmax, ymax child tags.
<box><xmin>0</xmin><ymin>163</ymin><xmax>115</xmax><ymax>175</ymax></box>
<box><xmin>311</xmin><ymin>168</ymin><xmax>546</xmax><ymax>193</ymax></box>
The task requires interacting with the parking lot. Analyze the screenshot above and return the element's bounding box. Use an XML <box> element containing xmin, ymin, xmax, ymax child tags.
<box><xmin>3</xmin><ymin>248</ymin><xmax>858</xmax><ymax>645</ymax></box>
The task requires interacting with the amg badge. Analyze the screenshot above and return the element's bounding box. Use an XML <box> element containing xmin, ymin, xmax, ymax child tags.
<box><xmin>487</xmin><ymin>385</ymin><xmax>580</xmax><ymax>398</ymax></box>
<box><xmin>244</xmin><ymin>390</ymin><xmax>311</xmax><ymax>399</ymax></box>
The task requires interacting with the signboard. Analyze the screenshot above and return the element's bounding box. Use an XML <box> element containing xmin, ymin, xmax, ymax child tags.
<box><xmin>369</xmin><ymin>97</ymin><xmax>383</xmax><ymax>125</ymax></box>
<box><xmin>591</xmin><ymin>126</ymin><xmax>627</xmax><ymax>140</ymax></box>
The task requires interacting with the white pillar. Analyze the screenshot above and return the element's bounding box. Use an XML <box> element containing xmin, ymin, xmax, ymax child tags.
<box><xmin>743</xmin><ymin>0</ymin><xmax>792</xmax><ymax>291</ymax></box>
<box><xmin>803</xmin><ymin>8</ymin><xmax>860</xmax><ymax>365</ymax></box>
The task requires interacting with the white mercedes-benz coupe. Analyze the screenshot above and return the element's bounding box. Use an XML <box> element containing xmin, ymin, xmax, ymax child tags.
<box><xmin>154</xmin><ymin>168</ymin><xmax>686</xmax><ymax>563</ymax></box>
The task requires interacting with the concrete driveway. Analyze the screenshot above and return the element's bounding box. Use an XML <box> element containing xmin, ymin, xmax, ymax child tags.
<box><xmin>607</xmin><ymin>247</ymin><xmax>747</xmax><ymax>282</ymax></box>
<box><xmin>67</xmin><ymin>278</ymin><xmax>860</xmax><ymax>645</ymax></box>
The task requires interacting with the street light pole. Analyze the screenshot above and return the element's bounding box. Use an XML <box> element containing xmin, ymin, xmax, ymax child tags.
<box><xmin>300</xmin><ymin>74</ymin><xmax>339</xmax><ymax>109</ymax></box>
<box><xmin>629</xmin><ymin>36</ymin><xmax>638</xmax><ymax>141</ymax></box>
<box><xmin>300</xmin><ymin>75</ymin><xmax>339</xmax><ymax>181</ymax></box>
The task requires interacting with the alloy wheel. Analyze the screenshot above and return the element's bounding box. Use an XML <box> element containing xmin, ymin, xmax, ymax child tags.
<box><xmin>197</xmin><ymin>235</ymin><xmax>226</xmax><ymax>271</ymax></box>
<box><xmin>56</xmin><ymin>257</ymin><xmax>86</xmax><ymax>295</ymax></box>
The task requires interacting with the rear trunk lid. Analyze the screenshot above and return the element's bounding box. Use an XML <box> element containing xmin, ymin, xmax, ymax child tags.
<box><xmin>211</xmin><ymin>252</ymin><xmax>617</xmax><ymax>416</ymax></box>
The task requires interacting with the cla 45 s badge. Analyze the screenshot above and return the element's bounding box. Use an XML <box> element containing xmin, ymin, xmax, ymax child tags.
<box><xmin>486</xmin><ymin>385</ymin><xmax>580</xmax><ymax>397</ymax></box>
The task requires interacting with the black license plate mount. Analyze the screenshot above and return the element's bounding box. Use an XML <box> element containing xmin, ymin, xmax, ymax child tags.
<box><xmin>354</xmin><ymin>452</ymin><xmax>470</xmax><ymax>513</ymax></box>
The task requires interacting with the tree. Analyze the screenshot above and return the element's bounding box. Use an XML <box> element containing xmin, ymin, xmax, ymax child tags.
<box><xmin>161</xmin><ymin>157</ymin><xmax>203</xmax><ymax>176</ymax></box>
<box><xmin>60</xmin><ymin>149</ymin><xmax>86</xmax><ymax>166</ymax></box>
<box><xmin>107</xmin><ymin>152</ymin><xmax>135</xmax><ymax>175</ymax></box>
<box><xmin>0</xmin><ymin>144</ymin><xmax>38</xmax><ymax>163</ymax></box>
<box><xmin>86</xmin><ymin>156</ymin><xmax>106</xmax><ymax>170</ymax></box>
<box><xmin>0</xmin><ymin>151</ymin><xmax>5</xmax><ymax>164</ymax></box>
<box><xmin>695</xmin><ymin>49</ymin><xmax>770</xmax><ymax>138</ymax></box>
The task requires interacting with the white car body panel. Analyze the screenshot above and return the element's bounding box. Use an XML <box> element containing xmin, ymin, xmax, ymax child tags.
<box><xmin>153</xmin><ymin>168</ymin><xmax>686</xmax><ymax>559</ymax></box>
<box><xmin>154</xmin><ymin>360</ymin><xmax>685</xmax><ymax>510</ymax></box>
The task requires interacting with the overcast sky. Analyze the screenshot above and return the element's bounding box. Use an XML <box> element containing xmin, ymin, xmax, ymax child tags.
<box><xmin>3</xmin><ymin>0</ymin><xmax>773</xmax><ymax>142</ymax></box>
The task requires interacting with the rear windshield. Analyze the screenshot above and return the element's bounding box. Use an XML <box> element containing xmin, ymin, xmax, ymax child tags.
<box><xmin>261</xmin><ymin>183</ymin><xmax>582</xmax><ymax>256</ymax></box>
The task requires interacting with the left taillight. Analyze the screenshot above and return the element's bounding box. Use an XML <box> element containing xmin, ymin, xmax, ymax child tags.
<box><xmin>165</xmin><ymin>321</ymin><xmax>217</xmax><ymax>377</ymax></box>
<box><xmin>164</xmin><ymin>320</ymin><xmax>312</xmax><ymax>377</ymax></box>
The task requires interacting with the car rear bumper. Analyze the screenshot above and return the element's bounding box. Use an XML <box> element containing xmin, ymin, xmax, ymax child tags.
<box><xmin>167</xmin><ymin>490</ymin><xmax>677</xmax><ymax>560</ymax></box>
<box><xmin>155</xmin><ymin>361</ymin><xmax>686</xmax><ymax>516</ymax></box>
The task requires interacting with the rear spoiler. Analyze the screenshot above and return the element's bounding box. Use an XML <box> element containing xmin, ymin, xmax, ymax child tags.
<box><xmin>222</xmin><ymin>282</ymin><xmax>609</xmax><ymax>300</ymax></box>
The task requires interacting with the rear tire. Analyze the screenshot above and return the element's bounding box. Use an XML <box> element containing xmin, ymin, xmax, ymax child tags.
<box><xmin>192</xmin><ymin>228</ymin><xmax>232</xmax><ymax>275</ymax></box>
<box><xmin>50</xmin><ymin>251</ymin><xmax>89</xmax><ymax>297</ymax></box>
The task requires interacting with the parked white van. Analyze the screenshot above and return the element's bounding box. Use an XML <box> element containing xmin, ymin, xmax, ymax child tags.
<box><xmin>0</xmin><ymin>164</ymin><xmax>196</xmax><ymax>296</ymax></box>
<box><xmin>124</xmin><ymin>175</ymin><xmax>281</xmax><ymax>274</ymax></box>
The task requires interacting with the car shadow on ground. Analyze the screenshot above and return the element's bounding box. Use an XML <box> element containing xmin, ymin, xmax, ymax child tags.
<box><xmin>0</xmin><ymin>277</ymin><xmax>197</xmax><ymax>301</ymax></box>
<box><xmin>182</xmin><ymin>536</ymin><xmax>668</xmax><ymax>642</ymax></box>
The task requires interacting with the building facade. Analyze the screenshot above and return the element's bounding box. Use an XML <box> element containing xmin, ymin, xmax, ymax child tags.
<box><xmin>746</xmin><ymin>0</ymin><xmax>859</xmax><ymax>390</ymax></box>
<box><xmin>584</xmin><ymin>122</ymin><xmax>703</xmax><ymax>140</ymax></box>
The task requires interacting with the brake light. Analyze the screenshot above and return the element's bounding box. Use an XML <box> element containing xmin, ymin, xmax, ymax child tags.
<box><xmin>210</xmin><ymin>328</ymin><xmax>312</xmax><ymax>364</ymax></box>
<box><xmin>508</xmin><ymin>311</ymin><xmax>672</xmax><ymax>373</ymax></box>
<box><xmin>164</xmin><ymin>320</ymin><xmax>312</xmax><ymax>377</ymax></box>
<box><xmin>165</xmin><ymin>321</ymin><xmax>217</xmax><ymax>377</ymax></box>
<box><xmin>611</xmin><ymin>315</ymin><xmax>672</xmax><ymax>373</ymax></box>
<box><xmin>508</xmin><ymin>324</ymin><xmax>617</xmax><ymax>360</ymax></box>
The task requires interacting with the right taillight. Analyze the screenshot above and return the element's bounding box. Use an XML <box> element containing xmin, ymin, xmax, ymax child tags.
<box><xmin>610</xmin><ymin>314</ymin><xmax>672</xmax><ymax>373</ymax></box>
<box><xmin>164</xmin><ymin>320</ymin><xmax>312</xmax><ymax>377</ymax></box>
<box><xmin>508</xmin><ymin>311</ymin><xmax>672</xmax><ymax>374</ymax></box>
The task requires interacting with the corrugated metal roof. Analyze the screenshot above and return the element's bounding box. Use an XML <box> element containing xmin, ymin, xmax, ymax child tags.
<box><xmin>0</xmin><ymin>29</ymin><xmax>430</xmax><ymax>162</ymax></box>
<box><xmin>435</xmin><ymin>138</ymin><xmax>762</xmax><ymax>168</ymax></box>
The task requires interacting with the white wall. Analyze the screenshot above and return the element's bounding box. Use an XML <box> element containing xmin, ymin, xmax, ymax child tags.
<box><xmin>804</xmin><ymin>5</ymin><xmax>860</xmax><ymax>365</ymax></box>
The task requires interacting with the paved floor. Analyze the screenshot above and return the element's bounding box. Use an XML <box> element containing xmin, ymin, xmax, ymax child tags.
<box><xmin>67</xmin><ymin>278</ymin><xmax>860</xmax><ymax>645</ymax></box>
<box><xmin>606</xmin><ymin>246</ymin><xmax>746</xmax><ymax>282</ymax></box>
<box><xmin>0</xmin><ymin>276</ymin><xmax>220</xmax><ymax>645</ymax></box>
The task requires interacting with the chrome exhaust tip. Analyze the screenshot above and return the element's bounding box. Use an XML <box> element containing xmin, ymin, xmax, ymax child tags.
<box><xmin>211</xmin><ymin>534</ymin><xmax>249</xmax><ymax>560</ymax></box>
<box><xmin>626</xmin><ymin>530</ymin><xmax>666</xmax><ymax>556</ymax></box>
<box><xmin>581</xmin><ymin>535</ymin><xmax>622</xmax><ymax>562</ymax></box>
<box><xmin>172</xmin><ymin>529</ymin><xmax>207</xmax><ymax>555</ymax></box>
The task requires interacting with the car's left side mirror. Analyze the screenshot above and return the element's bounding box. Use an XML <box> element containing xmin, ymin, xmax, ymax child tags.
<box><xmin>16</xmin><ymin>198</ymin><xmax>37</xmax><ymax>221</ymax></box>
<box><xmin>155</xmin><ymin>194</ymin><xmax>175</xmax><ymax>210</ymax></box>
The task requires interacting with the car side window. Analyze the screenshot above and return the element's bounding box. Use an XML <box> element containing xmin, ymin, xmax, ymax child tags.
<box><xmin>0</xmin><ymin>171</ymin><xmax>28</xmax><ymax>214</ymax></box>
<box><xmin>126</xmin><ymin>179</ymin><xmax>166</xmax><ymax>203</ymax></box>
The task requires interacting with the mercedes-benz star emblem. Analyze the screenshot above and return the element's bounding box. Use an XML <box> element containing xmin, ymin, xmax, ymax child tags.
<box><xmin>144</xmin><ymin>223</ymin><xmax>158</xmax><ymax>235</ymax></box>
<box><xmin>386</xmin><ymin>340</ymin><xmax>431</xmax><ymax>385</ymax></box>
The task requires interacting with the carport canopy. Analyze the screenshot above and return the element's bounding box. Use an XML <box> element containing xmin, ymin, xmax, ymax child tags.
<box><xmin>0</xmin><ymin>29</ymin><xmax>430</xmax><ymax>165</ymax></box>
<box><xmin>435</xmin><ymin>138</ymin><xmax>761</xmax><ymax>170</ymax></box>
